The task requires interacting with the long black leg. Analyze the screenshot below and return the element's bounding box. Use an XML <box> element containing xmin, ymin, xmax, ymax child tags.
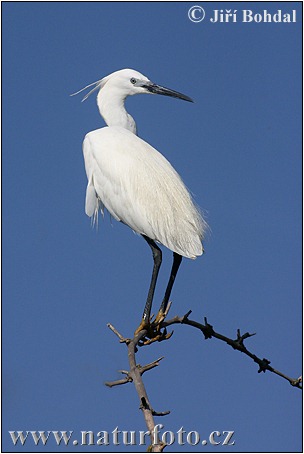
<box><xmin>142</xmin><ymin>235</ymin><xmax>162</xmax><ymax>322</ymax></box>
<box><xmin>159</xmin><ymin>252</ymin><xmax>182</xmax><ymax>315</ymax></box>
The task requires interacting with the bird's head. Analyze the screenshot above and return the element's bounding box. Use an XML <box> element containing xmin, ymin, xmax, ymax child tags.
<box><xmin>71</xmin><ymin>68</ymin><xmax>193</xmax><ymax>103</ymax></box>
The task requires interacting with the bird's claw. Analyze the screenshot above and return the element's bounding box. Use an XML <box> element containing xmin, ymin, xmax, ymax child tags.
<box><xmin>134</xmin><ymin>314</ymin><xmax>156</xmax><ymax>336</ymax></box>
<box><xmin>141</xmin><ymin>328</ymin><xmax>173</xmax><ymax>345</ymax></box>
<box><xmin>134</xmin><ymin>318</ymin><xmax>149</xmax><ymax>336</ymax></box>
<box><xmin>153</xmin><ymin>310</ymin><xmax>166</xmax><ymax>326</ymax></box>
<box><xmin>135</xmin><ymin>304</ymin><xmax>173</xmax><ymax>345</ymax></box>
<box><xmin>137</xmin><ymin>318</ymin><xmax>173</xmax><ymax>346</ymax></box>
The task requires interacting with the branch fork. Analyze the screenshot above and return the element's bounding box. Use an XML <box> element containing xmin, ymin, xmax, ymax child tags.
<box><xmin>105</xmin><ymin>306</ymin><xmax>301</xmax><ymax>452</ymax></box>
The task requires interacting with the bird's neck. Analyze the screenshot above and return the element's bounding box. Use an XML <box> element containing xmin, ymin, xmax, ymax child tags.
<box><xmin>97</xmin><ymin>90</ymin><xmax>137</xmax><ymax>134</ymax></box>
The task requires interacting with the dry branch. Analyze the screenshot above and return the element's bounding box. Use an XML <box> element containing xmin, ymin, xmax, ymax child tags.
<box><xmin>105</xmin><ymin>309</ymin><xmax>301</xmax><ymax>452</ymax></box>
<box><xmin>161</xmin><ymin>311</ymin><xmax>302</xmax><ymax>389</ymax></box>
<box><xmin>106</xmin><ymin>324</ymin><xmax>167</xmax><ymax>452</ymax></box>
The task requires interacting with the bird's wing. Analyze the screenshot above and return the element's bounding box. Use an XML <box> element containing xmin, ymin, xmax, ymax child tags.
<box><xmin>83</xmin><ymin>126</ymin><xmax>205</xmax><ymax>257</ymax></box>
<box><xmin>83</xmin><ymin>140</ymin><xmax>105</xmax><ymax>225</ymax></box>
<box><xmin>85</xmin><ymin>179</ymin><xmax>98</xmax><ymax>218</ymax></box>
<box><xmin>83</xmin><ymin>128</ymin><xmax>130</xmax><ymax>224</ymax></box>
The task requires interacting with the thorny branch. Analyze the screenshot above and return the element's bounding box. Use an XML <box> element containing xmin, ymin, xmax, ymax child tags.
<box><xmin>162</xmin><ymin>311</ymin><xmax>302</xmax><ymax>388</ymax></box>
<box><xmin>105</xmin><ymin>309</ymin><xmax>301</xmax><ymax>452</ymax></box>
<box><xmin>105</xmin><ymin>324</ymin><xmax>168</xmax><ymax>452</ymax></box>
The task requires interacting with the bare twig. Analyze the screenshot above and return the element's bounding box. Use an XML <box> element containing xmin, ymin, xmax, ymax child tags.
<box><xmin>139</xmin><ymin>356</ymin><xmax>165</xmax><ymax>375</ymax></box>
<box><xmin>107</xmin><ymin>323</ymin><xmax>130</xmax><ymax>343</ymax></box>
<box><xmin>161</xmin><ymin>312</ymin><xmax>302</xmax><ymax>389</ymax></box>
<box><xmin>105</xmin><ymin>376</ymin><xmax>131</xmax><ymax>388</ymax></box>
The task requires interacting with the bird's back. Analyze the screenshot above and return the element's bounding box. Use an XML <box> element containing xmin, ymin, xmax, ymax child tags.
<box><xmin>83</xmin><ymin>126</ymin><xmax>207</xmax><ymax>258</ymax></box>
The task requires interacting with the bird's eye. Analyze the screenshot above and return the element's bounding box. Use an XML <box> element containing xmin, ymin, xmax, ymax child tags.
<box><xmin>130</xmin><ymin>78</ymin><xmax>137</xmax><ymax>85</ymax></box>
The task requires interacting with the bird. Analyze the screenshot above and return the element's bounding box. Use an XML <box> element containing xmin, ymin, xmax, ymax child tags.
<box><xmin>72</xmin><ymin>68</ymin><xmax>208</xmax><ymax>337</ymax></box>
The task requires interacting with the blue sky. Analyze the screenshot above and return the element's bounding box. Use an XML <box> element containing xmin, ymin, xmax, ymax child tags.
<box><xmin>2</xmin><ymin>2</ymin><xmax>302</xmax><ymax>452</ymax></box>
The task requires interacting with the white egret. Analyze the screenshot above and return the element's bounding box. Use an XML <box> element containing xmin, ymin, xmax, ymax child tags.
<box><xmin>72</xmin><ymin>69</ymin><xmax>208</xmax><ymax>335</ymax></box>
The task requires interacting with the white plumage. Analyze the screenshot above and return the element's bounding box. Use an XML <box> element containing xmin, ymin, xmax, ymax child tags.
<box><xmin>83</xmin><ymin>126</ymin><xmax>205</xmax><ymax>258</ymax></box>
<box><xmin>73</xmin><ymin>68</ymin><xmax>207</xmax><ymax>329</ymax></box>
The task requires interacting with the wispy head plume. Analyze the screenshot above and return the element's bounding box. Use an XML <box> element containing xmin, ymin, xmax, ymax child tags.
<box><xmin>70</xmin><ymin>79</ymin><xmax>103</xmax><ymax>102</ymax></box>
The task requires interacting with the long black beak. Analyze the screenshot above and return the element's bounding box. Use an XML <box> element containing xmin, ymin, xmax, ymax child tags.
<box><xmin>143</xmin><ymin>82</ymin><xmax>193</xmax><ymax>103</ymax></box>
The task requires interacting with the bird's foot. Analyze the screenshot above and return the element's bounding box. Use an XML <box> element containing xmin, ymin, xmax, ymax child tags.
<box><xmin>134</xmin><ymin>318</ymin><xmax>150</xmax><ymax>336</ymax></box>
<box><xmin>140</xmin><ymin>327</ymin><xmax>173</xmax><ymax>346</ymax></box>
<box><xmin>136</xmin><ymin>304</ymin><xmax>173</xmax><ymax>346</ymax></box>
<box><xmin>153</xmin><ymin>309</ymin><xmax>166</xmax><ymax>326</ymax></box>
